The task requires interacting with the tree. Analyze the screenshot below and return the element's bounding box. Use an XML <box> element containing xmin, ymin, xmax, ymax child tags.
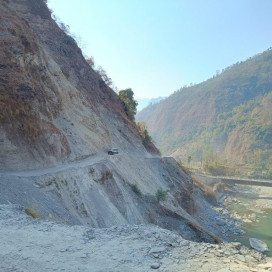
<box><xmin>96</xmin><ymin>66</ymin><xmax>113</xmax><ymax>87</ymax></box>
<box><xmin>119</xmin><ymin>89</ymin><xmax>138</xmax><ymax>120</ymax></box>
<box><xmin>85</xmin><ymin>58</ymin><xmax>118</xmax><ymax>91</ymax></box>
<box><xmin>136</xmin><ymin>122</ymin><xmax>152</xmax><ymax>144</ymax></box>
<box><xmin>86</xmin><ymin>57</ymin><xmax>95</xmax><ymax>68</ymax></box>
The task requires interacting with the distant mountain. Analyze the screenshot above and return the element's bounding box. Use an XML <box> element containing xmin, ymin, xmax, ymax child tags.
<box><xmin>137</xmin><ymin>97</ymin><xmax>165</xmax><ymax>112</ymax></box>
<box><xmin>137</xmin><ymin>49</ymin><xmax>272</xmax><ymax>176</ymax></box>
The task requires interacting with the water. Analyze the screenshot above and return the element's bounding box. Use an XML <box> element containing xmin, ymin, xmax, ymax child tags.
<box><xmin>238</xmin><ymin>212</ymin><xmax>272</xmax><ymax>257</ymax></box>
<box><xmin>228</xmin><ymin>197</ymin><xmax>272</xmax><ymax>257</ymax></box>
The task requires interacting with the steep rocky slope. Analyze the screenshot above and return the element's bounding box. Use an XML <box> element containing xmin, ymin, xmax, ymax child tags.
<box><xmin>0</xmin><ymin>0</ymin><xmax>153</xmax><ymax>171</ymax></box>
<box><xmin>137</xmin><ymin>49</ymin><xmax>272</xmax><ymax>172</ymax></box>
<box><xmin>0</xmin><ymin>0</ymin><xmax>230</xmax><ymax>242</ymax></box>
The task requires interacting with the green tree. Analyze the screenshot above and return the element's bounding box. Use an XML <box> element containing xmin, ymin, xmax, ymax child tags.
<box><xmin>136</xmin><ymin>122</ymin><xmax>153</xmax><ymax>144</ymax></box>
<box><xmin>119</xmin><ymin>89</ymin><xmax>138</xmax><ymax>120</ymax></box>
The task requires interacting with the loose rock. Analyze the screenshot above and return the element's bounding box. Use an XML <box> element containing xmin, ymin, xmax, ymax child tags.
<box><xmin>151</xmin><ymin>263</ymin><xmax>160</xmax><ymax>269</ymax></box>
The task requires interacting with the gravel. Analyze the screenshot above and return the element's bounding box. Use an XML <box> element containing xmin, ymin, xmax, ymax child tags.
<box><xmin>0</xmin><ymin>204</ymin><xmax>271</xmax><ymax>272</ymax></box>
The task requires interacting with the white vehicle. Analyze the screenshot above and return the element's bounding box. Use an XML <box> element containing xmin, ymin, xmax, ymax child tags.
<box><xmin>108</xmin><ymin>148</ymin><xmax>119</xmax><ymax>155</ymax></box>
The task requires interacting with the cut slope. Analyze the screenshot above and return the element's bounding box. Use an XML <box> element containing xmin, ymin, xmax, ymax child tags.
<box><xmin>0</xmin><ymin>0</ymin><xmax>230</xmax><ymax>242</ymax></box>
<box><xmin>0</xmin><ymin>0</ymin><xmax>147</xmax><ymax>171</ymax></box>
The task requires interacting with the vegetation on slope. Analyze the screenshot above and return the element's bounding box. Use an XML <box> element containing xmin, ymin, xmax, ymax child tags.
<box><xmin>137</xmin><ymin>48</ymin><xmax>272</xmax><ymax>177</ymax></box>
<box><xmin>198</xmin><ymin>90</ymin><xmax>272</xmax><ymax>176</ymax></box>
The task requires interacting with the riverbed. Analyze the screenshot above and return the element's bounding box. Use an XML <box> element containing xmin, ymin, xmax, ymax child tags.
<box><xmin>224</xmin><ymin>185</ymin><xmax>272</xmax><ymax>257</ymax></box>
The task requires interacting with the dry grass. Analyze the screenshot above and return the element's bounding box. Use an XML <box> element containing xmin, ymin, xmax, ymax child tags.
<box><xmin>25</xmin><ymin>207</ymin><xmax>42</xmax><ymax>219</ymax></box>
<box><xmin>175</xmin><ymin>186</ymin><xmax>197</xmax><ymax>214</ymax></box>
<box><xmin>0</xmin><ymin>92</ymin><xmax>41</xmax><ymax>142</ymax></box>
<box><xmin>94</xmin><ymin>170</ymin><xmax>113</xmax><ymax>184</ymax></box>
<box><xmin>192</xmin><ymin>177</ymin><xmax>217</xmax><ymax>205</ymax></box>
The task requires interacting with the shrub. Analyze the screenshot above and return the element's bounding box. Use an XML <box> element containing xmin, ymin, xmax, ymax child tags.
<box><xmin>119</xmin><ymin>89</ymin><xmax>137</xmax><ymax>120</ymax></box>
<box><xmin>175</xmin><ymin>187</ymin><xmax>196</xmax><ymax>214</ymax></box>
<box><xmin>136</xmin><ymin>122</ymin><xmax>153</xmax><ymax>144</ymax></box>
<box><xmin>25</xmin><ymin>207</ymin><xmax>42</xmax><ymax>219</ymax></box>
<box><xmin>192</xmin><ymin>178</ymin><xmax>217</xmax><ymax>205</ymax></box>
<box><xmin>94</xmin><ymin>170</ymin><xmax>113</xmax><ymax>184</ymax></box>
<box><xmin>156</xmin><ymin>189</ymin><xmax>168</xmax><ymax>202</ymax></box>
<box><xmin>96</xmin><ymin>66</ymin><xmax>113</xmax><ymax>87</ymax></box>
<box><xmin>130</xmin><ymin>184</ymin><xmax>141</xmax><ymax>196</ymax></box>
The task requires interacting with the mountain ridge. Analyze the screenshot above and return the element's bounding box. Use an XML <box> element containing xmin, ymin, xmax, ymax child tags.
<box><xmin>137</xmin><ymin>48</ymin><xmax>272</xmax><ymax>175</ymax></box>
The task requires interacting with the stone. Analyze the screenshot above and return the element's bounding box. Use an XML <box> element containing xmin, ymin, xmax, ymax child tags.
<box><xmin>236</xmin><ymin>255</ymin><xmax>246</xmax><ymax>262</ymax></box>
<box><xmin>257</xmin><ymin>263</ymin><xmax>272</xmax><ymax>269</ymax></box>
<box><xmin>249</xmin><ymin>238</ymin><xmax>269</xmax><ymax>253</ymax></box>
<box><xmin>151</xmin><ymin>263</ymin><xmax>160</xmax><ymax>269</ymax></box>
<box><xmin>149</xmin><ymin>247</ymin><xmax>166</xmax><ymax>254</ymax></box>
<box><xmin>80</xmin><ymin>253</ymin><xmax>88</xmax><ymax>258</ymax></box>
<box><xmin>217</xmin><ymin>268</ymin><xmax>231</xmax><ymax>272</ymax></box>
<box><xmin>232</xmin><ymin>242</ymin><xmax>241</xmax><ymax>250</ymax></box>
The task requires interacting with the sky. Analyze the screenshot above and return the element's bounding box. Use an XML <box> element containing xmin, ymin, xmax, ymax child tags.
<box><xmin>48</xmin><ymin>0</ymin><xmax>272</xmax><ymax>99</ymax></box>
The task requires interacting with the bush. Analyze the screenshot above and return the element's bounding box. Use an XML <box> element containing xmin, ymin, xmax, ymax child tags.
<box><xmin>25</xmin><ymin>207</ymin><xmax>42</xmax><ymax>219</ymax></box>
<box><xmin>267</xmin><ymin>168</ymin><xmax>272</xmax><ymax>179</ymax></box>
<box><xmin>130</xmin><ymin>184</ymin><xmax>141</xmax><ymax>196</ymax></box>
<box><xmin>192</xmin><ymin>178</ymin><xmax>217</xmax><ymax>205</ymax></box>
<box><xmin>136</xmin><ymin>122</ymin><xmax>153</xmax><ymax>144</ymax></box>
<box><xmin>119</xmin><ymin>89</ymin><xmax>137</xmax><ymax>120</ymax></box>
<box><xmin>156</xmin><ymin>189</ymin><xmax>168</xmax><ymax>202</ymax></box>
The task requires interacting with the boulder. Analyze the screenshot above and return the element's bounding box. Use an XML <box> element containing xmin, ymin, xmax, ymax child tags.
<box><xmin>151</xmin><ymin>263</ymin><xmax>160</xmax><ymax>269</ymax></box>
<box><xmin>249</xmin><ymin>238</ymin><xmax>269</xmax><ymax>253</ymax></box>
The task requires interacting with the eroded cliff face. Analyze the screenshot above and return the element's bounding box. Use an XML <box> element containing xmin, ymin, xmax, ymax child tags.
<box><xmin>0</xmin><ymin>0</ymin><xmax>148</xmax><ymax>171</ymax></box>
<box><xmin>0</xmin><ymin>0</ymin><xmax>229</xmax><ymax>242</ymax></box>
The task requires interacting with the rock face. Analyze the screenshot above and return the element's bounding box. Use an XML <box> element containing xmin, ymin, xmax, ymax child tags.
<box><xmin>0</xmin><ymin>0</ymin><xmax>238</xmax><ymax>241</ymax></box>
<box><xmin>0</xmin><ymin>0</ymin><xmax>155</xmax><ymax>171</ymax></box>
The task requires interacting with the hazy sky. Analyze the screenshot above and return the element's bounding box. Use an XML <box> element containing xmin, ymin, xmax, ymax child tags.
<box><xmin>48</xmin><ymin>0</ymin><xmax>272</xmax><ymax>99</ymax></box>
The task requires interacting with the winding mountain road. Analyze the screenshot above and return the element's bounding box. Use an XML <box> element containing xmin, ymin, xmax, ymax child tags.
<box><xmin>1</xmin><ymin>153</ymin><xmax>106</xmax><ymax>177</ymax></box>
<box><xmin>0</xmin><ymin>153</ymin><xmax>161</xmax><ymax>178</ymax></box>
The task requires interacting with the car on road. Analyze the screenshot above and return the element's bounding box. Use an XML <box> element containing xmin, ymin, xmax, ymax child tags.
<box><xmin>108</xmin><ymin>148</ymin><xmax>119</xmax><ymax>155</ymax></box>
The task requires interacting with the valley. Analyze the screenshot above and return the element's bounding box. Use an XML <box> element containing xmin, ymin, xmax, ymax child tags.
<box><xmin>137</xmin><ymin>50</ymin><xmax>272</xmax><ymax>177</ymax></box>
<box><xmin>0</xmin><ymin>0</ymin><xmax>272</xmax><ymax>271</ymax></box>
<box><xmin>193</xmin><ymin>174</ymin><xmax>272</xmax><ymax>257</ymax></box>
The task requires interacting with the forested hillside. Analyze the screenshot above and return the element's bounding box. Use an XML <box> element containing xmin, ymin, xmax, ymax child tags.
<box><xmin>137</xmin><ymin>48</ymin><xmax>272</xmax><ymax>177</ymax></box>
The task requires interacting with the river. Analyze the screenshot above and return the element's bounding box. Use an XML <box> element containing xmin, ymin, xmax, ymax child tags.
<box><xmin>193</xmin><ymin>174</ymin><xmax>272</xmax><ymax>257</ymax></box>
<box><xmin>227</xmin><ymin>193</ymin><xmax>272</xmax><ymax>257</ymax></box>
